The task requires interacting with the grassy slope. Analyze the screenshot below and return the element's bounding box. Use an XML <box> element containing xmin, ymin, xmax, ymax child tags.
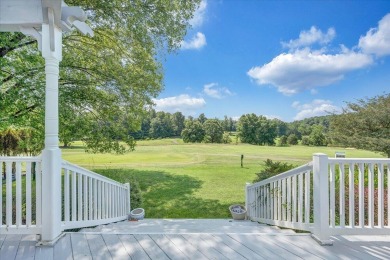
<box><xmin>62</xmin><ymin>139</ymin><xmax>384</xmax><ymax>218</ymax></box>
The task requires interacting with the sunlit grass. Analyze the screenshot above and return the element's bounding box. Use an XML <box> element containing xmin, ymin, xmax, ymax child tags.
<box><xmin>61</xmin><ymin>139</ymin><xmax>384</xmax><ymax>218</ymax></box>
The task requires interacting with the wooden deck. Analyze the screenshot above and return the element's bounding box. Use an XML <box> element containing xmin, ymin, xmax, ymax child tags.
<box><xmin>1</xmin><ymin>219</ymin><xmax>390</xmax><ymax>259</ymax></box>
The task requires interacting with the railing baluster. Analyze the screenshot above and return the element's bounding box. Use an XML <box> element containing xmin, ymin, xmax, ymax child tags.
<box><xmin>292</xmin><ymin>175</ymin><xmax>296</xmax><ymax>222</ymax></box>
<box><xmin>270</xmin><ymin>182</ymin><xmax>274</xmax><ymax>220</ymax></box>
<box><xmin>287</xmin><ymin>176</ymin><xmax>291</xmax><ymax>222</ymax></box>
<box><xmin>99</xmin><ymin>180</ymin><xmax>102</xmax><ymax>219</ymax></box>
<box><xmin>358</xmin><ymin>163</ymin><xmax>364</xmax><ymax>227</ymax></box>
<box><xmin>6</xmin><ymin>162</ymin><xmax>12</xmax><ymax>226</ymax></box>
<box><xmin>368</xmin><ymin>163</ymin><xmax>374</xmax><ymax>228</ymax></box>
<box><xmin>378</xmin><ymin>163</ymin><xmax>384</xmax><ymax>228</ymax></box>
<box><xmin>64</xmin><ymin>169</ymin><xmax>70</xmax><ymax>223</ymax></box>
<box><xmin>298</xmin><ymin>173</ymin><xmax>303</xmax><ymax>223</ymax></box>
<box><xmin>339</xmin><ymin>163</ymin><xmax>345</xmax><ymax>227</ymax></box>
<box><xmin>105</xmin><ymin>183</ymin><xmax>109</xmax><ymax>218</ymax></box>
<box><xmin>278</xmin><ymin>179</ymin><xmax>282</xmax><ymax>221</ymax></box>
<box><xmin>114</xmin><ymin>185</ymin><xmax>117</xmax><ymax>217</ymax></box>
<box><xmin>330</xmin><ymin>164</ymin><xmax>335</xmax><ymax>228</ymax></box>
<box><xmin>348</xmin><ymin>164</ymin><xmax>355</xmax><ymax>227</ymax></box>
<box><xmin>255</xmin><ymin>186</ymin><xmax>258</xmax><ymax>218</ymax></box>
<box><xmin>261</xmin><ymin>185</ymin><xmax>265</xmax><ymax>219</ymax></box>
<box><xmin>304</xmin><ymin>170</ymin><xmax>310</xmax><ymax>224</ymax></box>
<box><xmin>26</xmin><ymin>162</ymin><xmax>32</xmax><ymax>227</ymax></box>
<box><xmin>78</xmin><ymin>172</ymin><xmax>82</xmax><ymax>221</ymax></box>
<box><xmin>84</xmin><ymin>175</ymin><xmax>88</xmax><ymax>220</ymax></box>
<box><xmin>72</xmin><ymin>170</ymin><xmax>77</xmax><ymax>222</ymax></box>
<box><xmin>35</xmin><ymin>162</ymin><xmax>42</xmax><ymax>227</ymax></box>
<box><xmin>89</xmin><ymin>177</ymin><xmax>92</xmax><ymax>220</ymax></box>
<box><xmin>267</xmin><ymin>184</ymin><xmax>271</xmax><ymax>219</ymax></box>
<box><xmin>282</xmin><ymin>178</ymin><xmax>287</xmax><ymax>221</ymax></box>
<box><xmin>93</xmin><ymin>179</ymin><xmax>97</xmax><ymax>220</ymax></box>
<box><xmin>15</xmin><ymin>162</ymin><xmax>22</xmax><ymax>227</ymax></box>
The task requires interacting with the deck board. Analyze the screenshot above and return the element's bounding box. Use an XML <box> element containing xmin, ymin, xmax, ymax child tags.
<box><xmin>102</xmin><ymin>234</ymin><xmax>130</xmax><ymax>259</ymax></box>
<box><xmin>70</xmin><ymin>233</ymin><xmax>92</xmax><ymax>259</ymax></box>
<box><xmin>271</xmin><ymin>235</ymin><xmax>323</xmax><ymax>259</ymax></box>
<box><xmin>0</xmin><ymin>234</ymin><xmax>22</xmax><ymax>260</ymax></box>
<box><xmin>182</xmin><ymin>233</ymin><xmax>227</xmax><ymax>259</ymax></box>
<box><xmin>85</xmin><ymin>234</ymin><xmax>112</xmax><ymax>259</ymax></box>
<box><xmin>34</xmin><ymin>246</ymin><xmax>53</xmax><ymax>260</ymax></box>
<box><xmin>149</xmin><ymin>234</ymin><xmax>189</xmax><ymax>260</ymax></box>
<box><xmin>14</xmin><ymin>234</ymin><xmax>36</xmax><ymax>260</ymax></box>
<box><xmin>200</xmin><ymin>233</ymin><xmax>247</xmax><ymax>259</ymax></box>
<box><xmin>211</xmin><ymin>234</ymin><xmax>266</xmax><ymax>260</ymax></box>
<box><xmin>134</xmin><ymin>234</ymin><xmax>170</xmax><ymax>260</ymax></box>
<box><xmin>229</xmin><ymin>233</ymin><xmax>297</xmax><ymax>259</ymax></box>
<box><xmin>53</xmin><ymin>233</ymin><xmax>73</xmax><ymax>260</ymax></box>
<box><xmin>332</xmin><ymin>236</ymin><xmax>390</xmax><ymax>260</ymax></box>
<box><xmin>118</xmin><ymin>234</ymin><xmax>151</xmax><ymax>259</ymax></box>
<box><xmin>168</xmin><ymin>234</ymin><xmax>209</xmax><ymax>260</ymax></box>
<box><xmin>282</xmin><ymin>235</ymin><xmax>348</xmax><ymax>260</ymax></box>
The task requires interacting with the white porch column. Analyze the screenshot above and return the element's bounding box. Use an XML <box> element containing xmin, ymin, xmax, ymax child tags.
<box><xmin>312</xmin><ymin>153</ymin><xmax>332</xmax><ymax>245</ymax></box>
<box><xmin>40</xmin><ymin>20</ymin><xmax>63</xmax><ymax>243</ymax></box>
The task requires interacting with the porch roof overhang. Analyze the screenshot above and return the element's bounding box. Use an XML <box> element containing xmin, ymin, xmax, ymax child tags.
<box><xmin>0</xmin><ymin>0</ymin><xmax>61</xmax><ymax>32</ymax></box>
<box><xmin>0</xmin><ymin>0</ymin><xmax>93</xmax><ymax>39</ymax></box>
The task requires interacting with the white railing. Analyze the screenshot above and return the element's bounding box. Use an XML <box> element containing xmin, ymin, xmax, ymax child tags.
<box><xmin>0</xmin><ymin>156</ymin><xmax>42</xmax><ymax>234</ymax></box>
<box><xmin>328</xmin><ymin>158</ymin><xmax>390</xmax><ymax>235</ymax></box>
<box><xmin>1</xmin><ymin>156</ymin><xmax>130</xmax><ymax>236</ymax></box>
<box><xmin>61</xmin><ymin>160</ymin><xmax>130</xmax><ymax>230</ymax></box>
<box><xmin>246</xmin><ymin>154</ymin><xmax>390</xmax><ymax>244</ymax></box>
<box><xmin>246</xmin><ymin>161</ymin><xmax>314</xmax><ymax>232</ymax></box>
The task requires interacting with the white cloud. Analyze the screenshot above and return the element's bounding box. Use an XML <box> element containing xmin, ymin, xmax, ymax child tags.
<box><xmin>293</xmin><ymin>99</ymin><xmax>341</xmax><ymax>120</ymax></box>
<box><xmin>247</xmin><ymin>48</ymin><xmax>373</xmax><ymax>95</ymax></box>
<box><xmin>181</xmin><ymin>32</ymin><xmax>206</xmax><ymax>50</ymax></box>
<box><xmin>203</xmin><ymin>83</ymin><xmax>234</xmax><ymax>99</ymax></box>
<box><xmin>282</xmin><ymin>26</ymin><xmax>336</xmax><ymax>49</ymax></box>
<box><xmin>189</xmin><ymin>0</ymin><xmax>207</xmax><ymax>28</ymax></box>
<box><xmin>359</xmin><ymin>13</ymin><xmax>390</xmax><ymax>57</ymax></box>
<box><xmin>153</xmin><ymin>94</ymin><xmax>206</xmax><ymax>114</ymax></box>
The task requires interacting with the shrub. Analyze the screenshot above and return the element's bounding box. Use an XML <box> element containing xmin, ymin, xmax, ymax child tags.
<box><xmin>277</xmin><ymin>135</ymin><xmax>288</xmax><ymax>146</ymax></box>
<box><xmin>222</xmin><ymin>132</ymin><xmax>232</xmax><ymax>144</ymax></box>
<box><xmin>287</xmin><ymin>134</ymin><xmax>298</xmax><ymax>145</ymax></box>
<box><xmin>253</xmin><ymin>159</ymin><xmax>295</xmax><ymax>183</ymax></box>
<box><xmin>301</xmin><ymin>136</ymin><xmax>310</xmax><ymax>145</ymax></box>
<box><xmin>130</xmin><ymin>177</ymin><xmax>143</xmax><ymax>209</ymax></box>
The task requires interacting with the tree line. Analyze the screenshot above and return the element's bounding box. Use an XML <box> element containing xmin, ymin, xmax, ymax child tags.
<box><xmin>125</xmin><ymin>109</ymin><xmax>331</xmax><ymax>146</ymax></box>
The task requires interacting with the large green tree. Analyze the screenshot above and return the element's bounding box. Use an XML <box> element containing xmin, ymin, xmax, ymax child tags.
<box><xmin>203</xmin><ymin>119</ymin><xmax>223</xmax><ymax>143</ymax></box>
<box><xmin>0</xmin><ymin>0</ymin><xmax>201</xmax><ymax>153</ymax></box>
<box><xmin>330</xmin><ymin>94</ymin><xmax>390</xmax><ymax>157</ymax></box>
<box><xmin>181</xmin><ymin>120</ymin><xmax>205</xmax><ymax>143</ymax></box>
<box><xmin>238</xmin><ymin>114</ymin><xmax>277</xmax><ymax>145</ymax></box>
<box><xmin>171</xmin><ymin>112</ymin><xmax>185</xmax><ymax>136</ymax></box>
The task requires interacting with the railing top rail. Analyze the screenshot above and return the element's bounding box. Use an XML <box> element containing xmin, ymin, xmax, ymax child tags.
<box><xmin>329</xmin><ymin>158</ymin><xmax>390</xmax><ymax>164</ymax></box>
<box><xmin>61</xmin><ymin>160</ymin><xmax>127</xmax><ymax>188</ymax></box>
<box><xmin>0</xmin><ymin>156</ymin><xmax>41</xmax><ymax>162</ymax></box>
<box><xmin>247</xmin><ymin>161</ymin><xmax>313</xmax><ymax>189</ymax></box>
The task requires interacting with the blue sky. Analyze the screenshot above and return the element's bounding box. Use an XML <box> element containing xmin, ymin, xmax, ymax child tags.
<box><xmin>154</xmin><ymin>0</ymin><xmax>390</xmax><ymax>122</ymax></box>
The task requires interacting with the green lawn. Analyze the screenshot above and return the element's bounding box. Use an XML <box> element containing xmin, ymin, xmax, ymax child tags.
<box><xmin>62</xmin><ymin>139</ymin><xmax>384</xmax><ymax>218</ymax></box>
